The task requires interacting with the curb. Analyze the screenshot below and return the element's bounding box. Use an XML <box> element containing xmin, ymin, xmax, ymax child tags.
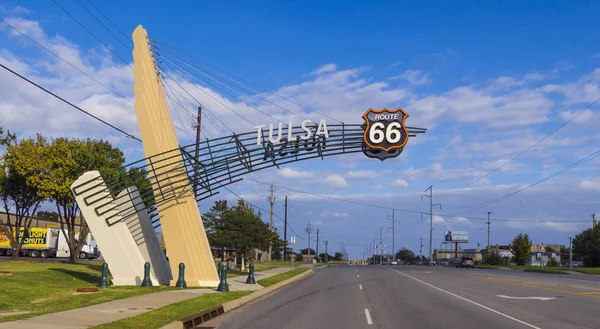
<box><xmin>159</xmin><ymin>269</ymin><xmax>313</xmax><ymax>329</ymax></box>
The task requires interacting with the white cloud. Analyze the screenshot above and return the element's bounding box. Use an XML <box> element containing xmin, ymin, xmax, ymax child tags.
<box><xmin>320</xmin><ymin>211</ymin><xmax>349</xmax><ymax>217</ymax></box>
<box><xmin>345</xmin><ymin>170</ymin><xmax>381</xmax><ymax>179</ymax></box>
<box><xmin>592</xmin><ymin>53</ymin><xmax>600</xmax><ymax>59</ymax></box>
<box><xmin>0</xmin><ymin>5</ymin><xmax>31</xmax><ymax>15</ymax></box>
<box><xmin>312</xmin><ymin>63</ymin><xmax>337</xmax><ymax>75</ymax></box>
<box><xmin>390</xmin><ymin>69</ymin><xmax>430</xmax><ymax>86</ymax></box>
<box><xmin>454</xmin><ymin>217</ymin><xmax>472</xmax><ymax>225</ymax></box>
<box><xmin>392</xmin><ymin>179</ymin><xmax>408</xmax><ymax>187</ymax></box>
<box><xmin>524</xmin><ymin>72</ymin><xmax>544</xmax><ymax>81</ymax></box>
<box><xmin>559</xmin><ymin>109</ymin><xmax>596</xmax><ymax>124</ymax></box>
<box><xmin>433</xmin><ymin>215</ymin><xmax>445</xmax><ymax>223</ymax></box>
<box><xmin>323</xmin><ymin>175</ymin><xmax>349</xmax><ymax>188</ymax></box>
<box><xmin>579</xmin><ymin>179</ymin><xmax>600</xmax><ymax>190</ymax></box>
<box><xmin>278</xmin><ymin>168</ymin><xmax>314</xmax><ymax>178</ymax></box>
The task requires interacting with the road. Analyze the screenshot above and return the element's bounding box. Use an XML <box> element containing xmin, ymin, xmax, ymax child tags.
<box><xmin>214</xmin><ymin>265</ymin><xmax>600</xmax><ymax>329</ymax></box>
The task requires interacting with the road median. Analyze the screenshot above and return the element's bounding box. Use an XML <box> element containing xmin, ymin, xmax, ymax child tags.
<box><xmin>158</xmin><ymin>268</ymin><xmax>313</xmax><ymax>329</ymax></box>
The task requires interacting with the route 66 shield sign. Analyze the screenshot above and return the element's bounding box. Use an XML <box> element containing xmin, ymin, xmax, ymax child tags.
<box><xmin>362</xmin><ymin>107</ymin><xmax>409</xmax><ymax>161</ymax></box>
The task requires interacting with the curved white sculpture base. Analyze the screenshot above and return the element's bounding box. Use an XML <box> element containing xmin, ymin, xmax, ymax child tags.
<box><xmin>116</xmin><ymin>187</ymin><xmax>172</xmax><ymax>284</ymax></box>
<box><xmin>71</xmin><ymin>171</ymin><xmax>161</xmax><ymax>286</ymax></box>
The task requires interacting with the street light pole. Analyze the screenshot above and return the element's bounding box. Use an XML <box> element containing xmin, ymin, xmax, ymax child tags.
<box><xmin>569</xmin><ymin>235</ymin><xmax>573</xmax><ymax>268</ymax></box>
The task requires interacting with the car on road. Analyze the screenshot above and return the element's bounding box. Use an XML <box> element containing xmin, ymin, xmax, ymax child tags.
<box><xmin>456</xmin><ymin>257</ymin><xmax>474</xmax><ymax>268</ymax></box>
<box><xmin>390</xmin><ymin>261</ymin><xmax>398</xmax><ymax>265</ymax></box>
<box><xmin>440</xmin><ymin>260</ymin><xmax>449</xmax><ymax>266</ymax></box>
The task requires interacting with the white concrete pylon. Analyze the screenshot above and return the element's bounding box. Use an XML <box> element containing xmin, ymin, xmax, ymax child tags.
<box><xmin>116</xmin><ymin>187</ymin><xmax>172</xmax><ymax>285</ymax></box>
<box><xmin>71</xmin><ymin>171</ymin><xmax>160</xmax><ymax>286</ymax></box>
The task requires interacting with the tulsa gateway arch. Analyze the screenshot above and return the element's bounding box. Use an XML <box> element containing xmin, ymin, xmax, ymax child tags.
<box><xmin>70</xmin><ymin>25</ymin><xmax>427</xmax><ymax>287</ymax></box>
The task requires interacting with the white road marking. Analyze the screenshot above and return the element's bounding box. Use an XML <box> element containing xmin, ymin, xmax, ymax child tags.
<box><xmin>359</xmin><ymin>284</ymin><xmax>363</xmax><ymax>290</ymax></box>
<box><xmin>497</xmin><ymin>295</ymin><xmax>556</xmax><ymax>301</ymax></box>
<box><xmin>364</xmin><ymin>308</ymin><xmax>372</xmax><ymax>325</ymax></box>
<box><xmin>357</xmin><ymin>274</ymin><xmax>360</xmax><ymax>278</ymax></box>
<box><xmin>388</xmin><ymin>268</ymin><xmax>541</xmax><ymax>329</ymax></box>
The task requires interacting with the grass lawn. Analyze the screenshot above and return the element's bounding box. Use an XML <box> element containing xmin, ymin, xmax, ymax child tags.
<box><xmin>572</xmin><ymin>268</ymin><xmax>600</xmax><ymax>275</ymax></box>
<box><xmin>92</xmin><ymin>291</ymin><xmax>251</xmax><ymax>329</ymax></box>
<box><xmin>257</xmin><ymin>268</ymin><xmax>309</xmax><ymax>288</ymax></box>
<box><xmin>0</xmin><ymin>260</ymin><xmax>182</xmax><ymax>322</ymax></box>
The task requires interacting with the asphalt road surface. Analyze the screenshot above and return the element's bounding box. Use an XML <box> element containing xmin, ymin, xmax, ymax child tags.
<box><xmin>214</xmin><ymin>265</ymin><xmax>600</xmax><ymax>329</ymax></box>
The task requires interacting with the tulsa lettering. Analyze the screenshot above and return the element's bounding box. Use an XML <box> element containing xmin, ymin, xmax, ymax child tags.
<box><xmin>254</xmin><ymin>120</ymin><xmax>329</xmax><ymax>145</ymax></box>
<box><xmin>254</xmin><ymin>120</ymin><xmax>329</xmax><ymax>160</ymax></box>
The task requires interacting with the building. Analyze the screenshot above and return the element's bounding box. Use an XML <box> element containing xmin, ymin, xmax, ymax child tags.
<box><xmin>0</xmin><ymin>212</ymin><xmax>84</xmax><ymax>229</ymax></box>
<box><xmin>433</xmin><ymin>247</ymin><xmax>482</xmax><ymax>264</ymax></box>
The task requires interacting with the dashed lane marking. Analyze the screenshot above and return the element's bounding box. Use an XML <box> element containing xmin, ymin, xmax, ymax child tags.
<box><xmin>364</xmin><ymin>309</ymin><xmax>372</xmax><ymax>325</ymax></box>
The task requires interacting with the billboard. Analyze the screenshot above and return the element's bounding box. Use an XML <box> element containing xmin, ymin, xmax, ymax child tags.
<box><xmin>445</xmin><ymin>231</ymin><xmax>468</xmax><ymax>243</ymax></box>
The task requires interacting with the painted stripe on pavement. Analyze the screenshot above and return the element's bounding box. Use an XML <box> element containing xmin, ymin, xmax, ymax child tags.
<box><xmin>359</xmin><ymin>284</ymin><xmax>363</xmax><ymax>290</ymax></box>
<box><xmin>388</xmin><ymin>268</ymin><xmax>541</xmax><ymax>329</ymax></box>
<box><xmin>364</xmin><ymin>309</ymin><xmax>372</xmax><ymax>325</ymax></box>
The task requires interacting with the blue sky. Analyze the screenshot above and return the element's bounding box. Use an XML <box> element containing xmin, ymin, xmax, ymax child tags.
<box><xmin>1</xmin><ymin>1</ymin><xmax>599</xmax><ymax>259</ymax></box>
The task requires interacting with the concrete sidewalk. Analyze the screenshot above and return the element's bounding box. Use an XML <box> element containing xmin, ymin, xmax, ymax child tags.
<box><xmin>0</xmin><ymin>267</ymin><xmax>295</xmax><ymax>329</ymax></box>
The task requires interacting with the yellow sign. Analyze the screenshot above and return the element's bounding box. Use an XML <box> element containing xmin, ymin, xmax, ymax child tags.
<box><xmin>0</xmin><ymin>228</ymin><xmax>49</xmax><ymax>248</ymax></box>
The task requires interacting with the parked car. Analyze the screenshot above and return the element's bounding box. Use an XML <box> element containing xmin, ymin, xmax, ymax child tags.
<box><xmin>456</xmin><ymin>257</ymin><xmax>474</xmax><ymax>268</ymax></box>
<box><xmin>440</xmin><ymin>260</ymin><xmax>449</xmax><ymax>266</ymax></box>
<box><xmin>390</xmin><ymin>261</ymin><xmax>398</xmax><ymax>265</ymax></box>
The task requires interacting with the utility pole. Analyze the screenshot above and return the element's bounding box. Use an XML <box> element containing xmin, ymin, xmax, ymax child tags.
<box><xmin>316</xmin><ymin>228</ymin><xmax>320</xmax><ymax>262</ymax></box>
<box><xmin>306</xmin><ymin>222</ymin><xmax>312</xmax><ymax>262</ymax></box>
<box><xmin>568</xmin><ymin>235</ymin><xmax>573</xmax><ymax>268</ymax></box>
<box><xmin>487</xmin><ymin>211</ymin><xmax>492</xmax><ymax>251</ymax></box>
<box><xmin>593</xmin><ymin>213</ymin><xmax>596</xmax><ymax>227</ymax></box>
<box><xmin>267</xmin><ymin>185</ymin><xmax>276</xmax><ymax>261</ymax></box>
<box><xmin>420</xmin><ymin>238</ymin><xmax>424</xmax><ymax>260</ymax></box>
<box><xmin>379</xmin><ymin>226</ymin><xmax>383</xmax><ymax>265</ymax></box>
<box><xmin>192</xmin><ymin>106</ymin><xmax>202</xmax><ymax>196</ymax></box>
<box><xmin>388</xmin><ymin>210</ymin><xmax>398</xmax><ymax>262</ymax></box>
<box><xmin>422</xmin><ymin>186</ymin><xmax>441</xmax><ymax>262</ymax></box>
<box><xmin>283</xmin><ymin>196</ymin><xmax>288</xmax><ymax>261</ymax></box>
<box><xmin>324</xmin><ymin>240</ymin><xmax>328</xmax><ymax>263</ymax></box>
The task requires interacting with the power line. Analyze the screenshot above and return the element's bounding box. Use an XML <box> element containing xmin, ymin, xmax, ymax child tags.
<box><xmin>51</xmin><ymin>0</ymin><xmax>132</xmax><ymax>68</ymax></box>
<box><xmin>74</xmin><ymin>0</ymin><xmax>132</xmax><ymax>51</ymax></box>
<box><xmin>222</xmin><ymin>186</ymin><xmax>306</xmax><ymax>240</ymax></box>
<box><xmin>450</xmin><ymin>147</ymin><xmax>600</xmax><ymax>216</ymax></box>
<box><xmin>243</xmin><ymin>177</ymin><xmax>590</xmax><ymax>223</ymax></box>
<box><xmin>150</xmin><ymin>38</ymin><xmax>342</xmax><ymax>123</ymax></box>
<box><xmin>151</xmin><ymin>43</ymin><xmax>310</xmax><ymax>122</ymax></box>
<box><xmin>85</xmin><ymin>0</ymin><xmax>131</xmax><ymax>42</ymax></box>
<box><xmin>0</xmin><ymin>62</ymin><xmax>141</xmax><ymax>142</ymax></box>
<box><xmin>436</xmin><ymin>84</ymin><xmax>600</xmax><ymax>202</ymax></box>
<box><xmin>0</xmin><ymin>19</ymin><xmax>133</xmax><ymax>104</ymax></box>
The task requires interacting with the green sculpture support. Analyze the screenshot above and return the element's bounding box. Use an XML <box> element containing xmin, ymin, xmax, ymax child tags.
<box><xmin>141</xmin><ymin>262</ymin><xmax>153</xmax><ymax>287</ymax></box>
<box><xmin>216</xmin><ymin>262</ymin><xmax>229</xmax><ymax>292</ymax></box>
<box><xmin>218</xmin><ymin>261</ymin><xmax>223</xmax><ymax>281</ymax></box>
<box><xmin>176</xmin><ymin>263</ymin><xmax>187</xmax><ymax>288</ymax></box>
<box><xmin>245</xmin><ymin>263</ymin><xmax>256</xmax><ymax>284</ymax></box>
<box><xmin>98</xmin><ymin>263</ymin><xmax>110</xmax><ymax>288</ymax></box>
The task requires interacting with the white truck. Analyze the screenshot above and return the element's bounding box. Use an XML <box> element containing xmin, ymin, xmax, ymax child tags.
<box><xmin>0</xmin><ymin>227</ymin><xmax>100</xmax><ymax>259</ymax></box>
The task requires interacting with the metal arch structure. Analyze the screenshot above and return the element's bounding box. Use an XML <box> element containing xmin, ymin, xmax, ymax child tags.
<box><xmin>70</xmin><ymin>24</ymin><xmax>426</xmax><ymax>287</ymax></box>
<box><xmin>71</xmin><ymin>123</ymin><xmax>426</xmax><ymax>230</ymax></box>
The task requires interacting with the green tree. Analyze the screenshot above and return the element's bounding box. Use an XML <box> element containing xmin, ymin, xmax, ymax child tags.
<box><xmin>300</xmin><ymin>248</ymin><xmax>316</xmax><ymax>255</ymax></box>
<box><xmin>486</xmin><ymin>248</ymin><xmax>502</xmax><ymax>265</ymax></box>
<box><xmin>395</xmin><ymin>248</ymin><xmax>415</xmax><ymax>262</ymax></box>
<box><xmin>202</xmin><ymin>199</ymin><xmax>271</xmax><ymax>263</ymax></box>
<box><xmin>0</xmin><ymin>133</ymin><xmax>45</xmax><ymax>260</ymax></box>
<box><xmin>294</xmin><ymin>253</ymin><xmax>303</xmax><ymax>261</ymax></box>
<box><xmin>546</xmin><ymin>257</ymin><xmax>560</xmax><ymax>267</ymax></box>
<box><xmin>118</xmin><ymin>166</ymin><xmax>155</xmax><ymax>212</ymax></box>
<box><xmin>333</xmin><ymin>252</ymin><xmax>343</xmax><ymax>261</ymax></box>
<box><xmin>12</xmin><ymin>137</ymin><xmax>125</xmax><ymax>263</ymax></box>
<box><xmin>319</xmin><ymin>252</ymin><xmax>333</xmax><ymax>262</ymax></box>
<box><xmin>510</xmin><ymin>233</ymin><xmax>532</xmax><ymax>266</ymax></box>
<box><xmin>36</xmin><ymin>211</ymin><xmax>59</xmax><ymax>221</ymax></box>
<box><xmin>573</xmin><ymin>225</ymin><xmax>600</xmax><ymax>267</ymax></box>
